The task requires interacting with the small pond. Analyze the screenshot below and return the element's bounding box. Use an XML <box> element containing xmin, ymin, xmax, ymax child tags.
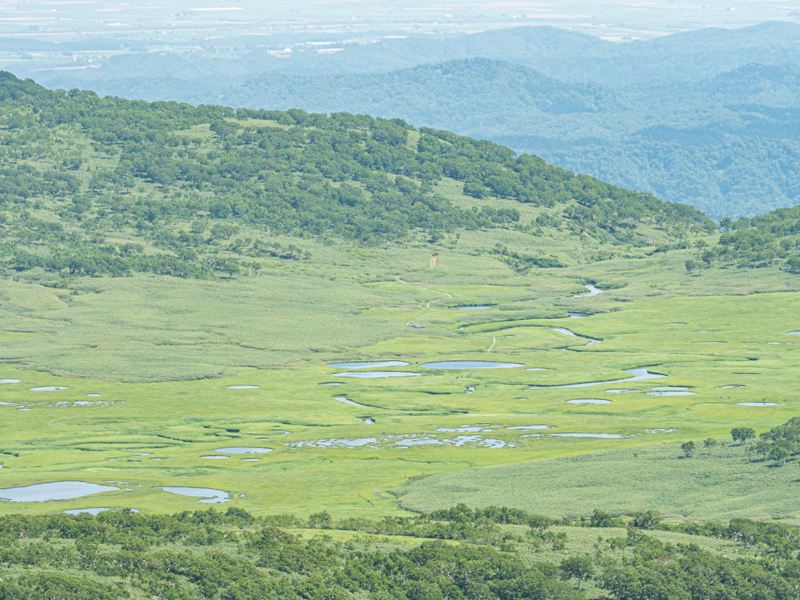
<box><xmin>421</xmin><ymin>361</ymin><xmax>524</xmax><ymax>370</ymax></box>
<box><xmin>225</xmin><ymin>385</ymin><xmax>260</xmax><ymax>390</ymax></box>
<box><xmin>551</xmin><ymin>327</ymin><xmax>603</xmax><ymax>345</ymax></box>
<box><xmin>0</xmin><ymin>481</ymin><xmax>119</xmax><ymax>502</ymax></box>
<box><xmin>0</xmin><ymin>379</ymin><xmax>21</xmax><ymax>384</ymax></box>
<box><xmin>29</xmin><ymin>386</ymin><xmax>68</xmax><ymax>392</ymax></box>
<box><xmin>567</xmin><ymin>399</ymin><xmax>612</xmax><ymax>405</ymax></box>
<box><xmin>215</xmin><ymin>447</ymin><xmax>272</xmax><ymax>455</ymax></box>
<box><xmin>288</xmin><ymin>438</ymin><xmax>378</xmax><ymax>449</ymax></box>
<box><xmin>395</xmin><ymin>435</ymin><xmax>512</xmax><ymax>449</ymax></box>
<box><xmin>201</xmin><ymin>455</ymin><xmax>230</xmax><ymax>460</ymax></box>
<box><xmin>737</xmin><ymin>402</ymin><xmax>779</xmax><ymax>407</ymax></box>
<box><xmin>64</xmin><ymin>508</ymin><xmax>110</xmax><ymax>516</ymax></box>
<box><xmin>529</xmin><ymin>366</ymin><xmax>665</xmax><ymax>390</ymax></box>
<box><xmin>53</xmin><ymin>401</ymin><xmax>104</xmax><ymax>408</ymax></box>
<box><xmin>328</xmin><ymin>361</ymin><xmax>410</xmax><ymax>369</ymax></box>
<box><xmin>507</xmin><ymin>425</ymin><xmax>551</xmax><ymax>431</ymax></box>
<box><xmin>574</xmin><ymin>284</ymin><xmax>603</xmax><ymax>298</ymax></box>
<box><xmin>453</xmin><ymin>305</ymin><xmax>494</xmax><ymax>311</ymax></box>
<box><xmin>162</xmin><ymin>487</ymin><xmax>229</xmax><ymax>504</ymax></box>
<box><xmin>334</xmin><ymin>396</ymin><xmax>367</xmax><ymax>407</ymax></box>
<box><xmin>334</xmin><ymin>372</ymin><xmax>420</xmax><ymax>379</ymax></box>
<box><xmin>552</xmin><ymin>327</ymin><xmax>578</xmax><ymax>337</ymax></box>
<box><xmin>437</xmin><ymin>426</ymin><xmax>487</xmax><ymax>433</ymax></box>
<box><xmin>396</xmin><ymin>437</ymin><xmax>443</xmax><ymax>447</ymax></box>
<box><xmin>526</xmin><ymin>433</ymin><xmax>624</xmax><ymax>439</ymax></box>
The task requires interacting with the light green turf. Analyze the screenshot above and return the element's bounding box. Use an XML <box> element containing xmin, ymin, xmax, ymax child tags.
<box><xmin>398</xmin><ymin>442</ymin><xmax>800</xmax><ymax>524</ymax></box>
<box><xmin>0</xmin><ymin>230</ymin><xmax>798</xmax><ymax>519</ymax></box>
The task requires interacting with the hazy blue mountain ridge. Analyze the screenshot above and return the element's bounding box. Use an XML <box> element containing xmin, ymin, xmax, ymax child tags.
<box><xmin>12</xmin><ymin>22</ymin><xmax>800</xmax><ymax>217</ymax></box>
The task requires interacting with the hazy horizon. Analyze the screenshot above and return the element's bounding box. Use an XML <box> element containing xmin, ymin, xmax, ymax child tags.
<box><xmin>1</xmin><ymin>0</ymin><xmax>798</xmax><ymax>42</ymax></box>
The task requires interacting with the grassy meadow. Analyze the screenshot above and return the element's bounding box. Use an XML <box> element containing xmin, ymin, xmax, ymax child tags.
<box><xmin>1</xmin><ymin>223</ymin><xmax>798</xmax><ymax>520</ymax></box>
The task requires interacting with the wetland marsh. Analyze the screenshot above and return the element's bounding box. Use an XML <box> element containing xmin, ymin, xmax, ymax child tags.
<box><xmin>1</xmin><ymin>248</ymin><xmax>797</xmax><ymax>520</ymax></box>
<box><xmin>0</xmin><ymin>204</ymin><xmax>798</xmax><ymax>522</ymax></box>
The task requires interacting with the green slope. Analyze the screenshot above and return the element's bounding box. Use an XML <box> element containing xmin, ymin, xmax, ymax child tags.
<box><xmin>0</xmin><ymin>72</ymin><xmax>711</xmax><ymax>282</ymax></box>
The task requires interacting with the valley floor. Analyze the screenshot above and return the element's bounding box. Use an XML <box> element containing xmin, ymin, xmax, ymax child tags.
<box><xmin>1</xmin><ymin>233</ymin><xmax>798</xmax><ymax>520</ymax></box>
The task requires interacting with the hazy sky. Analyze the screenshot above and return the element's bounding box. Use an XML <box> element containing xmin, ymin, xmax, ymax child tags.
<box><xmin>1</xmin><ymin>0</ymin><xmax>798</xmax><ymax>40</ymax></box>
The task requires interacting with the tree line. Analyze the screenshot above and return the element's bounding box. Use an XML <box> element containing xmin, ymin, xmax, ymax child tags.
<box><xmin>0</xmin><ymin>72</ymin><xmax>713</xmax><ymax>282</ymax></box>
<box><xmin>0</xmin><ymin>503</ymin><xmax>797</xmax><ymax>599</ymax></box>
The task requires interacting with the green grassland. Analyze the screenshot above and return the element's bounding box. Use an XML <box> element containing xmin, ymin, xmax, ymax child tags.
<box><xmin>0</xmin><ymin>72</ymin><xmax>798</xmax><ymax>529</ymax></box>
<box><xmin>1</xmin><ymin>232</ymin><xmax>798</xmax><ymax>520</ymax></box>
<box><xmin>399</xmin><ymin>442</ymin><xmax>800</xmax><ymax>523</ymax></box>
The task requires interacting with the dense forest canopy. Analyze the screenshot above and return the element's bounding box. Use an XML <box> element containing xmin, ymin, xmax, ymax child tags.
<box><xmin>0</xmin><ymin>505</ymin><xmax>797</xmax><ymax>599</ymax></box>
<box><xmin>699</xmin><ymin>206</ymin><xmax>800</xmax><ymax>273</ymax></box>
<box><xmin>0</xmin><ymin>72</ymin><xmax>712</xmax><ymax>280</ymax></box>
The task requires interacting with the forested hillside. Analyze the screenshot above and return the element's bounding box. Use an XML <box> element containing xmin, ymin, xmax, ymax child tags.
<box><xmin>0</xmin><ymin>506</ymin><xmax>798</xmax><ymax>599</ymax></box>
<box><xmin>704</xmin><ymin>206</ymin><xmax>800</xmax><ymax>273</ymax></box>
<box><xmin>14</xmin><ymin>23</ymin><xmax>800</xmax><ymax>218</ymax></box>
<box><xmin>219</xmin><ymin>60</ymin><xmax>800</xmax><ymax>219</ymax></box>
<box><xmin>0</xmin><ymin>72</ymin><xmax>710</xmax><ymax>280</ymax></box>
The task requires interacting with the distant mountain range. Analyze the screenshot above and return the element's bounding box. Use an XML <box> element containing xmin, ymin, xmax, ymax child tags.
<box><xmin>12</xmin><ymin>22</ymin><xmax>800</xmax><ymax>218</ymax></box>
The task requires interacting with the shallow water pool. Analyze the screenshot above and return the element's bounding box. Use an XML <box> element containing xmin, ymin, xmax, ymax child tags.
<box><xmin>328</xmin><ymin>361</ymin><xmax>409</xmax><ymax>369</ymax></box>
<box><xmin>574</xmin><ymin>284</ymin><xmax>603</xmax><ymax>298</ymax></box>
<box><xmin>334</xmin><ymin>371</ymin><xmax>420</xmax><ymax>379</ymax></box>
<box><xmin>334</xmin><ymin>396</ymin><xmax>366</xmax><ymax>407</ymax></box>
<box><xmin>529</xmin><ymin>366</ymin><xmax>666</xmax><ymax>390</ymax></box>
<box><xmin>215</xmin><ymin>447</ymin><xmax>272</xmax><ymax>455</ymax></box>
<box><xmin>64</xmin><ymin>508</ymin><xmax>111</xmax><ymax>516</ymax></box>
<box><xmin>567</xmin><ymin>399</ymin><xmax>612</xmax><ymax>405</ymax></box>
<box><xmin>421</xmin><ymin>361</ymin><xmax>524</xmax><ymax>370</ymax></box>
<box><xmin>453</xmin><ymin>305</ymin><xmax>494</xmax><ymax>311</ymax></box>
<box><xmin>526</xmin><ymin>432</ymin><xmax>624</xmax><ymax>439</ymax></box>
<box><xmin>0</xmin><ymin>481</ymin><xmax>119</xmax><ymax>503</ymax></box>
<box><xmin>162</xmin><ymin>486</ymin><xmax>229</xmax><ymax>504</ymax></box>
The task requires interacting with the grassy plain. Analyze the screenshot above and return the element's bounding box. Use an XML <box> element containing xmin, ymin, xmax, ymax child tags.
<box><xmin>1</xmin><ymin>193</ymin><xmax>799</xmax><ymax>520</ymax></box>
<box><xmin>399</xmin><ymin>442</ymin><xmax>800</xmax><ymax>523</ymax></box>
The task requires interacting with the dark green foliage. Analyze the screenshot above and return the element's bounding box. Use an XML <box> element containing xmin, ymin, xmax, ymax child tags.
<box><xmin>669</xmin><ymin>517</ymin><xmax>800</xmax><ymax>559</ymax></box>
<box><xmin>731</xmin><ymin>427</ymin><xmax>756</xmax><ymax>444</ymax></box>
<box><xmin>559</xmin><ymin>555</ymin><xmax>594</xmax><ymax>587</ymax></box>
<box><xmin>706</xmin><ymin>206</ymin><xmax>800</xmax><ymax>273</ymax></box>
<box><xmin>601</xmin><ymin>534</ymin><xmax>798</xmax><ymax>600</ymax></box>
<box><xmin>681</xmin><ymin>441</ymin><xmax>696</xmax><ymax>458</ymax></box>
<box><xmin>0</xmin><ymin>72</ymin><xmax>712</xmax><ymax>280</ymax></box>
<box><xmin>587</xmin><ymin>509</ymin><xmax>621</xmax><ymax>528</ymax></box>
<box><xmin>491</xmin><ymin>243</ymin><xmax>564</xmax><ymax>273</ymax></box>
<box><xmin>631</xmin><ymin>511</ymin><xmax>661</xmax><ymax>531</ymax></box>
<box><xmin>755</xmin><ymin>417</ymin><xmax>800</xmax><ymax>465</ymax></box>
<box><xmin>0</xmin><ymin>508</ymin><xmax>579</xmax><ymax>600</ymax></box>
<box><xmin>0</xmin><ymin>507</ymin><xmax>796</xmax><ymax>599</ymax></box>
<box><xmin>0</xmin><ymin>573</ymin><xmax>126</xmax><ymax>600</ymax></box>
